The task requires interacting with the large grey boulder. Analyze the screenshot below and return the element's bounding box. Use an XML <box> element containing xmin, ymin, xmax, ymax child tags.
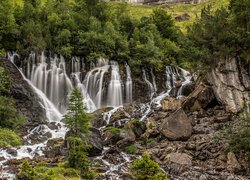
<box><xmin>160</xmin><ymin>108</ymin><xmax>192</xmax><ymax>140</ymax></box>
<box><xmin>208</xmin><ymin>58</ymin><xmax>250</xmax><ymax>113</ymax></box>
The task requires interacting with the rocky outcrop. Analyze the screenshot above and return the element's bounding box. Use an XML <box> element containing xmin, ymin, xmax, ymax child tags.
<box><xmin>160</xmin><ymin>108</ymin><xmax>192</xmax><ymax>140</ymax></box>
<box><xmin>182</xmin><ymin>82</ymin><xmax>216</xmax><ymax>112</ymax></box>
<box><xmin>208</xmin><ymin>58</ymin><xmax>250</xmax><ymax>113</ymax></box>
<box><xmin>0</xmin><ymin>59</ymin><xmax>46</xmax><ymax>136</ymax></box>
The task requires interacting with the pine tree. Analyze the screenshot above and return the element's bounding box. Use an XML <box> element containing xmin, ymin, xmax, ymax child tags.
<box><xmin>64</xmin><ymin>88</ymin><xmax>91</xmax><ymax>136</ymax></box>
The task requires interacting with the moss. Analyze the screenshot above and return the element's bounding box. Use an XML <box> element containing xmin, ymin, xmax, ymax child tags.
<box><xmin>0</xmin><ymin>128</ymin><xmax>22</xmax><ymax>148</ymax></box>
<box><xmin>124</xmin><ymin>143</ymin><xmax>137</xmax><ymax>154</ymax></box>
<box><xmin>105</xmin><ymin>126</ymin><xmax>120</xmax><ymax>135</ymax></box>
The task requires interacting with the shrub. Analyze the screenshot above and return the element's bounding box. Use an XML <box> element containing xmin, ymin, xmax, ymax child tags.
<box><xmin>105</xmin><ymin>126</ymin><xmax>120</xmax><ymax>135</ymax></box>
<box><xmin>130</xmin><ymin>153</ymin><xmax>169</xmax><ymax>180</ymax></box>
<box><xmin>0</xmin><ymin>128</ymin><xmax>22</xmax><ymax>147</ymax></box>
<box><xmin>0</xmin><ymin>67</ymin><xmax>11</xmax><ymax>94</ymax></box>
<box><xmin>125</xmin><ymin>143</ymin><xmax>137</xmax><ymax>154</ymax></box>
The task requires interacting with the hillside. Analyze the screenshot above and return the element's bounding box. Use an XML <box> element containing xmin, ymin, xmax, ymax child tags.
<box><xmin>109</xmin><ymin>0</ymin><xmax>229</xmax><ymax>32</ymax></box>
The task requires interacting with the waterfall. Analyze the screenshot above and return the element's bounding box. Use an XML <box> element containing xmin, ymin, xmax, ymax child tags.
<box><xmin>177</xmin><ymin>67</ymin><xmax>192</xmax><ymax>98</ymax></box>
<box><xmin>84</xmin><ymin>58</ymin><xmax>110</xmax><ymax>109</ymax></box>
<box><xmin>30</xmin><ymin>53</ymin><xmax>73</xmax><ymax>113</ymax></box>
<box><xmin>142</xmin><ymin>69</ymin><xmax>155</xmax><ymax>99</ymax></box>
<box><xmin>151</xmin><ymin>69</ymin><xmax>157</xmax><ymax>92</ymax></box>
<box><xmin>107</xmin><ymin>61</ymin><xmax>123</xmax><ymax>107</ymax></box>
<box><xmin>125</xmin><ymin>63</ymin><xmax>133</xmax><ymax>103</ymax></box>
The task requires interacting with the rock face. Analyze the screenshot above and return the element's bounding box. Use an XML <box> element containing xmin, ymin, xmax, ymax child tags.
<box><xmin>0</xmin><ymin>59</ymin><xmax>46</xmax><ymax>135</ymax></box>
<box><xmin>208</xmin><ymin>58</ymin><xmax>250</xmax><ymax>113</ymax></box>
<box><xmin>160</xmin><ymin>108</ymin><xmax>192</xmax><ymax>140</ymax></box>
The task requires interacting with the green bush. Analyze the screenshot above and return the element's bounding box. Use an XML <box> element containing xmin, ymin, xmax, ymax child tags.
<box><xmin>130</xmin><ymin>153</ymin><xmax>169</xmax><ymax>180</ymax></box>
<box><xmin>0</xmin><ymin>67</ymin><xmax>11</xmax><ymax>94</ymax></box>
<box><xmin>105</xmin><ymin>126</ymin><xmax>120</xmax><ymax>135</ymax></box>
<box><xmin>124</xmin><ymin>143</ymin><xmax>137</xmax><ymax>154</ymax></box>
<box><xmin>0</xmin><ymin>128</ymin><xmax>22</xmax><ymax>147</ymax></box>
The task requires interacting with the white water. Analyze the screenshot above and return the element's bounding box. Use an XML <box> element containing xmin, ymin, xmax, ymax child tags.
<box><xmin>142</xmin><ymin>69</ymin><xmax>155</xmax><ymax>99</ymax></box>
<box><xmin>125</xmin><ymin>63</ymin><xmax>133</xmax><ymax>103</ymax></box>
<box><xmin>107</xmin><ymin>61</ymin><xmax>123</xmax><ymax>107</ymax></box>
<box><xmin>30</xmin><ymin>52</ymin><xmax>73</xmax><ymax>113</ymax></box>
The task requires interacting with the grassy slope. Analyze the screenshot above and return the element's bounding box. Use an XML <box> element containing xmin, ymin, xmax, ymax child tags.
<box><xmin>109</xmin><ymin>0</ymin><xmax>229</xmax><ymax>33</ymax></box>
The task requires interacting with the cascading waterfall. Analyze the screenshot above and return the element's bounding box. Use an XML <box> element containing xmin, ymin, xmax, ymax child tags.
<box><xmin>125</xmin><ymin>63</ymin><xmax>133</xmax><ymax>103</ymax></box>
<box><xmin>142</xmin><ymin>69</ymin><xmax>155</xmax><ymax>99</ymax></box>
<box><xmin>177</xmin><ymin>67</ymin><xmax>192</xmax><ymax>98</ymax></box>
<box><xmin>30</xmin><ymin>53</ymin><xmax>73</xmax><ymax>113</ymax></box>
<box><xmin>84</xmin><ymin>58</ymin><xmax>110</xmax><ymax>108</ymax></box>
<box><xmin>107</xmin><ymin>61</ymin><xmax>123</xmax><ymax>107</ymax></box>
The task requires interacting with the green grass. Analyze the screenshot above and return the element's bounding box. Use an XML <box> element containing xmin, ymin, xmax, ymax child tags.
<box><xmin>0</xmin><ymin>128</ymin><xmax>22</xmax><ymax>148</ymax></box>
<box><xmin>108</xmin><ymin>0</ymin><xmax>229</xmax><ymax>32</ymax></box>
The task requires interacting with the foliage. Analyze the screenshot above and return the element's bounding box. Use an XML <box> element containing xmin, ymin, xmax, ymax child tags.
<box><xmin>63</xmin><ymin>88</ymin><xmax>94</xmax><ymax>179</ymax></box>
<box><xmin>18</xmin><ymin>160</ymin><xmax>82</xmax><ymax>180</ymax></box>
<box><xmin>187</xmin><ymin>0</ymin><xmax>250</xmax><ymax>67</ymax></box>
<box><xmin>105</xmin><ymin>126</ymin><xmax>120</xmax><ymax>135</ymax></box>
<box><xmin>0</xmin><ymin>67</ymin><xmax>11</xmax><ymax>94</ymax></box>
<box><xmin>130</xmin><ymin>153</ymin><xmax>169</xmax><ymax>180</ymax></box>
<box><xmin>125</xmin><ymin>143</ymin><xmax>137</xmax><ymax>154</ymax></box>
<box><xmin>64</xmin><ymin>88</ymin><xmax>91</xmax><ymax>136</ymax></box>
<box><xmin>0</xmin><ymin>96</ymin><xmax>25</xmax><ymax>129</ymax></box>
<box><xmin>219</xmin><ymin>103</ymin><xmax>250</xmax><ymax>159</ymax></box>
<box><xmin>0</xmin><ymin>128</ymin><xmax>22</xmax><ymax>148</ymax></box>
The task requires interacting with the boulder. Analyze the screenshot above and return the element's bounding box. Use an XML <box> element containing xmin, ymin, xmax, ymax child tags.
<box><xmin>208</xmin><ymin>58</ymin><xmax>250</xmax><ymax>113</ymax></box>
<box><xmin>161</xmin><ymin>97</ymin><xmax>184</xmax><ymax>111</ymax></box>
<box><xmin>175</xmin><ymin>13</ymin><xmax>191</xmax><ymax>21</ymax></box>
<box><xmin>166</xmin><ymin>153</ymin><xmax>192</xmax><ymax>166</ymax></box>
<box><xmin>86</xmin><ymin>128</ymin><xmax>103</xmax><ymax>156</ymax></box>
<box><xmin>227</xmin><ymin>152</ymin><xmax>241</xmax><ymax>173</ymax></box>
<box><xmin>160</xmin><ymin>108</ymin><xmax>192</xmax><ymax>141</ymax></box>
<box><xmin>182</xmin><ymin>82</ymin><xmax>216</xmax><ymax>112</ymax></box>
<box><xmin>117</xmin><ymin>123</ymin><xmax>136</xmax><ymax>148</ymax></box>
<box><xmin>44</xmin><ymin>138</ymin><xmax>66</xmax><ymax>158</ymax></box>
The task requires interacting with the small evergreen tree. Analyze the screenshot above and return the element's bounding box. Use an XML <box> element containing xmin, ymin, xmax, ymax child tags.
<box><xmin>64</xmin><ymin>88</ymin><xmax>91</xmax><ymax>136</ymax></box>
<box><xmin>64</xmin><ymin>88</ymin><xmax>94</xmax><ymax>178</ymax></box>
<box><xmin>130</xmin><ymin>153</ymin><xmax>169</xmax><ymax>180</ymax></box>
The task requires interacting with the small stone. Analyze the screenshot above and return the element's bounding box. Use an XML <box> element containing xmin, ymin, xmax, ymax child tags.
<box><xmin>226</xmin><ymin>152</ymin><xmax>241</xmax><ymax>173</ymax></box>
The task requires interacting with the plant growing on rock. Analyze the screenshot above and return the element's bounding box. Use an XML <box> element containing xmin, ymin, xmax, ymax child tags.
<box><xmin>130</xmin><ymin>153</ymin><xmax>169</xmax><ymax>180</ymax></box>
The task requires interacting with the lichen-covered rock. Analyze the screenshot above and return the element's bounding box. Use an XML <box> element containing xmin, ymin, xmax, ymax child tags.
<box><xmin>161</xmin><ymin>97</ymin><xmax>184</xmax><ymax>111</ymax></box>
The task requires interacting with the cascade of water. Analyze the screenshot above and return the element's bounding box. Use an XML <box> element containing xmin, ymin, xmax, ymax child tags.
<box><xmin>151</xmin><ymin>69</ymin><xmax>157</xmax><ymax>92</ymax></box>
<box><xmin>107</xmin><ymin>61</ymin><xmax>123</xmax><ymax>107</ymax></box>
<box><xmin>125</xmin><ymin>63</ymin><xmax>133</xmax><ymax>103</ymax></box>
<box><xmin>142</xmin><ymin>69</ymin><xmax>155</xmax><ymax>99</ymax></box>
<box><xmin>71</xmin><ymin>72</ymin><xmax>97</xmax><ymax>113</ymax></box>
<box><xmin>30</xmin><ymin>53</ymin><xmax>73</xmax><ymax>113</ymax></box>
<box><xmin>177</xmin><ymin>67</ymin><xmax>192</xmax><ymax>98</ymax></box>
<box><xmin>84</xmin><ymin>58</ymin><xmax>110</xmax><ymax>108</ymax></box>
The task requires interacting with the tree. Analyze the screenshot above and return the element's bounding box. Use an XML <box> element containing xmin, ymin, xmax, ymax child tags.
<box><xmin>64</xmin><ymin>88</ymin><xmax>91</xmax><ymax>136</ymax></box>
<box><xmin>64</xmin><ymin>88</ymin><xmax>94</xmax><ymax>178</ymax></box>
<box><xmin>130</xmin><ymin>153</ymin><xmax>169</xmax><ymax>180</ymax></box>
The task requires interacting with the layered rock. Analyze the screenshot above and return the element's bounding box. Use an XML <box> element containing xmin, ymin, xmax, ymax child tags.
<box><xmin>208</xmin><ymin>58</ymin><xmax>250</xmax><ymax>113</ymax></box>
<box><xmin>0</xmin><ymin>59</ymin><xmax>46</xmax><ymax>135</ymax></box>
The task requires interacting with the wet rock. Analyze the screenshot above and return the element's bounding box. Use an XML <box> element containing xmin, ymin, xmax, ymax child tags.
<box><xmin>47</xmin><ymin>122</ymin><xmax>59</xmax><ymax>130</ymax></box>
<box><xmin>182</xmin><ymin>83</ymin><xmax>216</xmax><ymax>112</ymax></box>
<box><xmin>160</xmin><ymin>108</ymin><xmax>192</xmax><ymax>141</ymax></box>
<box><xmin>0</xmin><ymin>59</ymin><xmax>47</xmax><ymax>139</ymax></box>
<box><xmin>161</xmin><ymin>97</ymin><xmax>184</xmax><ymax>111</ymax></box>
<box><xmin>102</xmin><ymin>127</ymin><xmax>122</xmax><ymax>145</ymax></box>
<box><xmin>175</xmin><ymin>80</ymin><xmax>182</xmax><ymax>88</ymax></box>
<box><xmin>227</xmin><ymin>152</ymin><xmax>241</xmax><ymax>173</ymax></box>
<box><xmin>86</xmin><ymin>128</ymin><xmax>103</xmax><ymax>156</ymax></box>
<box><xmin>6</xmin><ymin>148</ymin><xmax>17</xmax><ymax>157</ymax></box>
<box><xmin>175</xmin><ymin>13</ymin><xmax>191</xmax><ymax>21</ymax></box>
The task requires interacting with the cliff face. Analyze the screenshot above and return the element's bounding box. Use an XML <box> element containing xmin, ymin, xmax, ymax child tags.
<box><xmin>0</xmin><ymin>59</ymin><xmax>46</xmax><ymax>135</ymax></box>
<box><xmin>208</xmin><ymin>58</ymin><xmax>250</xmax><ymax>113</ymax></box>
